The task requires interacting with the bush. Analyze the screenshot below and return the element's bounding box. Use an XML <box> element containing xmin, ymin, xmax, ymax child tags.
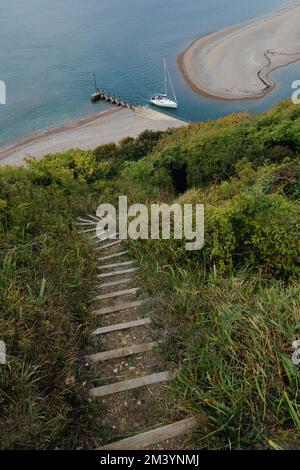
<box><xmin>131</xmin><ymin>100</ymin><xmax>300</xmax><ymax>192</ymax></box>
<box><xmin>1</xmin><ymin>99</ymin><xmax>300</xmax><ymax>450</ymax></box>
<box><xmin>203</xmin><ymin>192</ymin><xmax>300</xmax><ymax>278</ymax></box>
<box><xmin>119</xmin><ymin>130</ymin><xmax>164</xmax><ymax>161</ymax></box>
<box><xmin>0</xmin><ymin>162</ymin><xmax>98</xmax><ymax>449</ymax></box>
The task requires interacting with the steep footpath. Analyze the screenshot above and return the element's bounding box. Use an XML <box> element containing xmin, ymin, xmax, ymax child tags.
<box><xmin>76</xmin><ymin>213</ymin><xmax>198</xmax><ymax>450</ymax></box>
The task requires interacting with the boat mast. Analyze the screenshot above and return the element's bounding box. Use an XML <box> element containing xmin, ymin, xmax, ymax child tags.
<box><xmin>93</xmin><ymin>73</ymin><xmax>99</xmax><ymax>93</ymax></box>
<box><xmin>163</xmin><ymin>57</ymin><xmax>167</xmax><ymax>96</ymax></box>
<box><xmin>165</xmin><ymin>61</ymin><xmax>177</xmax><ymax>103</ymax></box>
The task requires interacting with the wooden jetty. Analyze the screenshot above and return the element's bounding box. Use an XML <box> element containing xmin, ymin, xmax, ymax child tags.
<box><xmin>91</xmin><ymin>73</ymin><xmax>133</xmax><ymax>109</ymax></box>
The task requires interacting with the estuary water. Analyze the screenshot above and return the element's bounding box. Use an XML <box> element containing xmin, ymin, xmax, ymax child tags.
<box><xmin>0</xmin><ymin>0</ymin><xmax>298</xmax><ymax>146</ymax></box>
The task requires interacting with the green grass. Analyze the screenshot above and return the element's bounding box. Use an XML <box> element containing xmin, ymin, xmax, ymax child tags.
<box><xmin>131</xmin><ymin>241</ymin><xmax>300</xmax><ymax>449</ymax></box>
<box><xmin>129</xmin><ymin>160</ymin><xmax>300</xmax><ymax>449</ymax></box>
<box><xmin>0</xmin><ymin>166</ymin><xmax>100</xmax><ymax>449</ymax></box>
<box><xmin>1</xmin><ymin>100</ymin><xmax>300</xmax><ymax>449</ymax></box>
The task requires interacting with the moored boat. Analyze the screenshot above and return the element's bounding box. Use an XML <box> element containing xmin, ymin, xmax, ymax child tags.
<box><xmin>151</xmin><ymin>58</ymin><xmax>178</xmax><ymax>109</ymax></box>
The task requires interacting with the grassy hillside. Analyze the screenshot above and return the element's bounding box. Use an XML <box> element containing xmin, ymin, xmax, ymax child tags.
<box><xmin>132</xmin><ymin>160</ymin><xmax>300</xmax><ymax>449</ymax></box>
<box><xmin>0</xmin><ymin>99</ymin><xmax>299</xmax><ymax>449</ymax></box>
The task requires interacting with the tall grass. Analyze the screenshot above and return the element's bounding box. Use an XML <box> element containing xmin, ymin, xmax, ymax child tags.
<box><xmin>133</xmin><ymin>241</ymin><xmax>300</xmax><ymax>449</ymax></box>
<box><xmin>130</xmin><ymin>158</ymin><xmax>300</xmax><ymax>449</ymax></box>
<box><xmin>0</xmin><ymin>165</ymin><xmax>99</xmax><ymax>449</ymax></box>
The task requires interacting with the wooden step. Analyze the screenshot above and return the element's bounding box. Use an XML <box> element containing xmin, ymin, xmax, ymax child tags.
<box><xmin>98</xmin><ymin>260</ymin><xmax>135</xmax><ymax>270</ymax></box>
<box><xmin>93</xmin><ymin>233</ymin><xmax>118</xmax><ymax>243</ymax></box>
<box><xmin>88</xmin><ymin>230</ymin><xmax>107</xmax><ymax>240</ymax></box>
<box><xmin>86</xmin><ymin>341</ymin><xmax>156</xmax><ymax>362</ymax></box>
<box><xmin>90</xmin><ymin>231</ymin><xmax>118</xmax><ymax>241</ymax></box>
<box><xmin>98</xmin><ymin>251</ymin><xmax>128</xmax><ymax>261</ymax></box>
<box><xmin>76</xmin><ymin>220</ymin><xmax>97</xmax><ymax>226</ymax></box>
<box><xmin>92</xmin><ymin>317</ymin><xmax>151</xmax><ymax>335</ymax></box>
<box><xmin>97</xmin><ymin>278</ymin><xmax>133</xmax><ymax>289</ymax></box>
<box><xmin>93</xmin><ymin>299</ymin><xmax>148</xmax><ymax>315</ymax></box>
<box><xmin>90</xmin><ymin>371</ymin><xmax>170</xmax><ymax>398</ymax></box>
<box><xmin>87</xmin><ymin>233</ymin><xmax>99</xmax><ymax>240</ymax></box>
<box><xmin>80</xmin><ymin>226</ymin><xmax>98</xmax><ymax>234</ymax></box>
<box><xmin>94</xmin><ymin>287</ymin><xmax>140</xmax><ymax>301</ymax></box>
<box><xmin>97</xmin><ymin>417</ymin><xmax>198</xmax><ymax>450</ymax></box>
<box><xmin>95</xmin><ymin>240</ymin><xmax>122</xmax><ymax>251</ymax></box>
<box><xmin>97</xmin><ymin>267</ymin><xmax>138</xmax><ymax>279</ymax></box>
<box><xmin>76</xmin><ymin>217</ymin><xmax>97</xmax><ymax>224</ymax></box>
<box><xmin>88</xmin><ymin>214</ymin><xmax>102</xmax><ymax>221</ymax></box>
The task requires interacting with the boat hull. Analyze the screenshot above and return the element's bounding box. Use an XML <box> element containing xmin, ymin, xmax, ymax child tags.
<box><xmin>150</xmin><ymin>98</ymin><xmax>178</xmax><ymax>109</ymax></box>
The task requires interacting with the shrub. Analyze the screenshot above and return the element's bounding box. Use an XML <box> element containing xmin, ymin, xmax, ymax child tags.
<box><xmin>0</xmin><ymin>162</ymin><xmax>98</xmax><ymax>449</ymax></box>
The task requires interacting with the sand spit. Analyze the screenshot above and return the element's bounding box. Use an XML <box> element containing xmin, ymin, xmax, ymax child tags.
<box><xmin>179</xmin><ymin>1</ymin><xmax>300</xmax><ymax>100</ymax></box>
<box><xmin>0</xmin><ymin>106</ymin><xmax>187</xmax><ymax>167</ymax></box>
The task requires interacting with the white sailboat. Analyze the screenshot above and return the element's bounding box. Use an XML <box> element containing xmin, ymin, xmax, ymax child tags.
<box><xmin>151</xmin><ymin>58</ymin><xmax>178</xmax><ymax>109</ymax></box>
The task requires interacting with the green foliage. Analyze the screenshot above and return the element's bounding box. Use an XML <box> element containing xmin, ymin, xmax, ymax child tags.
<box><xmin>0</xmin><ymin>162</ymin><xmax>98</xmax><ymax>449</ymax></box>
<box><xmin>133</xmin><ymin>244</ymin><xmax>300</xmax><ymax>449</ymax></box>
<box><xmin>1</xmin><ymin>99</ymin><xmax>300</xmax><ymax>449</ymax></box>
<box><xmin>141</xmin><ymin>160</ymin><xmax>300</xmax><ymax>280</ymax></box>
<box><xmin>125</xmin><ymin>100</ymin><xmax>300</xmax><ymax>192</ymax></box>
<box><xmin>118</xmin><ymin>129</ymin><xmax>164</xmax><ymax>161</ymax></box>
<box><xmin>203</xmin><ymin>192</ymin><xmax>300</xmax><ymax>278</ymax></box>
<box><xmin>124</xmin><ymin>99</ymin><xmax>300</xmax><ymax>448</ymax></box>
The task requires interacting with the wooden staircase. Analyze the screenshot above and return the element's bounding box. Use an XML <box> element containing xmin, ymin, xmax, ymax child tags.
<box><xmin>76</xmin><ymin>214</ymin><xmax>198</xmax><ymax>450</ymax></box>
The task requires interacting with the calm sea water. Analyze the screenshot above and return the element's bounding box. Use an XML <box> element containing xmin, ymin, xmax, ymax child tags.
<box><xmin>0</xmin><ymin>0</ymin><xmax>298</xmax><ymax>146</ymax></box>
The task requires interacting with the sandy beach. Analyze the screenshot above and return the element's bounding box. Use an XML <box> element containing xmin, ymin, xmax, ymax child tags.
<box><xmin>179</xmin><ymin>1</ymin><xmax>300</xmax><ymax>100</ymax></box>
<box><xmin>0</xmin><ymin>106</ymin><xmax>187</xmax><ymax>167</ymax></box>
